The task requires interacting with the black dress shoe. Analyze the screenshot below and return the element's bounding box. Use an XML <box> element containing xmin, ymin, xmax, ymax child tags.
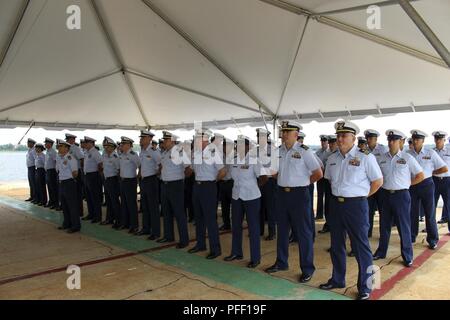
<box><xmin>319</xmin><ymin>281</ymin><xmax>345</xmax><ymax>290</ymax></box>
<box><xmin>176</xmin><ymin>243</ymin><xmax>188</xmax><ymax>249</ymax></box>
<box><xmin>118</xmin><ymin>225</ymin><xmax>128</xmax><ymax>230</ymax></box>
<box><xmin>224</xmin><ymin>254</ymin><xmax>243</xmax><ymax>262</ymax></box>
<box><xmin>129</xmin><ymin>228</ymin><xmax>138</xmax><ymax>234</ymax></box>
<box><xmin>429</xmin><ymin>243</ymin><xmax>438</xmax><ymax>250</ymax></box>
<box><xmin>372</xmin><ymin>254</ymin><xmax>385</xmax><ymax>261</ymax></box>
<box><xmin>318</xmin><ymin>226</ymin><xmax>330</xmax><ymax>234</ymax></box>
<box><xmin>58</xmin><ymin>226</ymin><xmax>69</xmax><ymax>230</ymax></box>
<box><xmin>299</xmin><ymin>273</ymin><xmax>313</xmax><ymax>283</ymax></box>
<box><xmin>438</xmin><ymin>219</ymin><xmax>448</xmax><ymax>224</ymax></box>
<box><xmin>421</xmin><ymin>228</ymin><xmax>427</xmax><ymax>233</ymax></box>
<box><xmin>55</xmin><ymin>207</ymin><xmax>62</xmax><ymax>211</ymax></box>
<box><xmin>66</xmin><ymin>229</ymin><xmax>80</xmax><ymax>234</ymax></box>
<box><xmin>156</xmin><ymin>238</ymin><xmax>172</xmax><ymax>243</ymax></box>
<box><xmin>206</xmin><ymin>252</ymin><xmax>221</xmax><ymax>260</ymax></box>
<box><xmin>91</xmin><ymin>219</ymin><xmax>101</xmax><ymax>224</ymax></box>
<box><xmin>188</xmin><ymin>247</ymin><xmax>207</xmax><ymax>254</ymax></box>
<box><xmin>147</xmin><ymin>235</ymin><xmax>158</xmax><ymax>240</ymax></box>
<box><xmin>265</xmin><ymin>235</ymin><xmax>275</xmax><ymax>241</ymax></box>
<box><xmin>404</xmin><ymin>261</ymin><xmax>413</xmax><ymax>268</ymax></box>
<box><xmin>135</xmin><ymin>230</ymin><xmax>150</xmax><ymax>236</ymax></box>
<box><xmin>356</xmin><ymin>292</ymin><xmax>370</xmax><ymax>300</ymax></box>
<box><xmin>219</xmin><ymin>225</ymin><xmax>231</xmax><ymax>231</ymax></box>
<box><xmin>247</xmin><ymin>261</ymin><xmax>260</xmax><ymax>268</ymax></box>
<box><xmin>25</xmin><ymin>198</ymin><xmax>33</xmax><ymax>202</ymax></box>
<box><xmin>265</xmin><ymin>264</ymin><xmax>288</xmax><ymax>274</ymax></box>
<box><xmin>82</xmin><ymin>216</ymin><xmax>93</xmax><ymax>221</ymax></box>
<box><xmin>315</xmin><ymin>216</ymin><xmax>324</xmax><ymax>220</ymax></box>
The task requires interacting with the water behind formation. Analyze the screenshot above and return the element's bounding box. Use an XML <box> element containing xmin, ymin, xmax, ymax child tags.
<box><xmin>0</xmin><ymin>152</ymin><xmax>27</xmax><ymax>182</ymax></box>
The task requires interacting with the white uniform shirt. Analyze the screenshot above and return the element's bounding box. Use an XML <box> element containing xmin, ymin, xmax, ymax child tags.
<box><xmin>368</xmin><ymin>143</ymin><xmax>389</xmax><ymax>162</ymax></box>
<box><xmin>69</xmin><ymin>144</ymin><xmax>85</xmax><ymax>169</ymax></box>
<box><xmin>378</xmin><ymin>151</ymin><xmax>423</xmax><ymax>190</ymax></box>
<box><xmin>83</xmin><ymin>147</ymin><xmax>103</xmax><ymax>173</ymax></box>
<box><xmin>119</xmin><ymin>149</ymin><xmax>140</xmax><ymax>178</ymax></box>
<box><xmin>231</xmin><ymin>154</ymin><xmax>262</xmax><ymax>201</ymax></box>
<box><xmin>277</xmin><ymin>142</ymin><xmax>321</xmax><ymax>187</ymax></box>
<box><xmin>44</xmin><ymin>148</ymin><xmax>57</xmax><ymax>170</ymax></box>
<box><xmin>102</xmin><ymin>152</ymin><xmax>120</xmax><ymax>178</ymax></box>
<box><xmin>192</xmin><ymin>144</ymin><xmax>224</xmax><ymax>181</ymax></box>
<box><xmin>433</xmin><ymin>147</ymin><xmax>450</xmax><ymax>178</ymax></box>
<box><xmin>161</xmin><ymin>145</ymin><xmax>187</xmax><ymax>182</ymax></box>
<box><xmin>140</xmin><ymin>145</ymin><xmax>162</xmax><ymax>178</ymax></box>
<box><xmin>406</xmin><ymin>147</ymin><xmax>447</xmax><ymax>179</ymax></box>
<box><xmin>57</xmin><ymin>153</ymin><xmax>78</xmax><ymax>181</ymax></box>
<box><xmin>34</xmin><ymin>153</ymin><xmax>45</xmax><ymax>169</ymax></box>
<box><xmin>325</xmin><ymin>145</ymin><xmax>383</xmax><ymax>197</ymax></box>
<box><xmin>26</xmin><ymin>148</ymin><xmax>36</xmax><ymax>168</ymax></box>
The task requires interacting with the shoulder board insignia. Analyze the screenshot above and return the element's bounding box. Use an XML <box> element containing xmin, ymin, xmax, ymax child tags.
<box><xmin>359</xmin><ymin>149</ymin><xmax>370</xmax><ymax>155</ymax></box>
<box><xmin>113</xmin><ymin>154</ymin><xmax>118</xmax><ymax>158</ymax></box>
<box><xmin>130</xmin><ymin>151</ymin><xmax>135</xmax><ymax>155</ymax></box>
<box><xmin>332</xmin><ymin>150</ymin><xmax>338</xmax><ymax>154</ymax></box>
<box><xmin>300</xmin><ymin>144</ymin><xmax>309</xmax><ymax>150</ymax></box>
<box><xmin>67</xmin><ymin>155</ymin><xmax>72</xmax><ymax>160</ymax></box>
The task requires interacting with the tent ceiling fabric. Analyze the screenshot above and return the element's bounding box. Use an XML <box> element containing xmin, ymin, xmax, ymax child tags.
<box><xmin>0</xmin><ymin>0</ymin><xmax>449</xmax><ymax>130</ymax></box>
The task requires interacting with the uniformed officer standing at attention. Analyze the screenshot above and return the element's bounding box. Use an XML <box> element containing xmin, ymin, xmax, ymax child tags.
<box><xmin>34</xmin><ymin>144</ymin><xmax>47</xmax><ymax>206</ymax></box>
<box><xmin>373</xmin><ymin>130</ymin><xmax>424</xmax><ymax>267</ymax></box>
<box><xmin>406</xmin><ymin>130</ymin><xmax>448</xmax><ymax>248</ymax></box>
<box><xmin>56</xmin><ymin>140</ymin><xmax>81</xmax><ymax>233</ymax></box>
<box><xmin>224</xmin><ymin>135</ymin><xmax>263</xmax><ymax>268</ymax></box>
<box><xmin>364</xmin><ymin>129</ymin><xmax>388</xmax><ymax>238</ymax></box>
<box><xmin>158</xmin><ymin>131</ymin><xmax>189</xmax><ymax>248</ymax></box>
<box><xmin>101</xmin><ymin>137</ymin><xmax>121</xmax><ymax>227</ymax></box>
<box><xmin>320</xmin><ymin>120</ymin><xmax>383</xmax><ymax>300</ymax></box>
<box><xmin>432</xmin><ymin>131</ymin><xmax>450</xmax><ymax>225</ymax></box>
<box><xmin>219</xmin><ymin>137</ymin><xmax>235</xmax><ymax>231</ymax></box>
<box><xmin>44</xmin><ymin>138</ymin><xmax>59</xmax><ymax>209</ymax></box>
<box><xmin>315</xmin><ymin>135</ymin><xmax>330</xmax><ymax>220</ymax></box>
<box><xmin>188</xmin><ymin>129</ymin><xmax>226</xmax><ymax>259</ymax></box>
<box><xmin>257</xmin><ymin>128</ymin><xmax>277</xmax><ymax>240</ymax></box>
<box><xmin>138</xmin><ymin>130</ymin><xmax>162</xmax><ymax>239</ymax></box>
<box><xmin>65</xmin><ymin>134</ymin><xmax>85</xmax><ymax>217</ymax></box>
<box><xmin>265</xmin><ymin>121</ymin><xmax>322</xmax><ymax>283</ymax></box>
<box><xmin>26</xmin><ymin>138</ymin><xmax>37</xmax><ymax>203</ymax></box>
<box><xmin>119</xmin><ymin>136</ymin><xmax>141</xmax><ymax>233</ymax></box>
<box><xmin>83</xmin><ymin>137</ymin><xmax>103</xmax><ymax>223</ymax></box>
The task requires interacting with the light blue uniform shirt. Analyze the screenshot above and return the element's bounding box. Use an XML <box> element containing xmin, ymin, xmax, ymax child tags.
<box><xmin>231</xmin><ymin>154</ymin><xmax>261</xmax><ymax>201</ymax></box>
<box><xmin>35</xmin><ymin>153</ymin><xmax>45</xmax><ymax>169</ymax></box>
<box><xmin>324</xmin><ymin>145</ymin><xmax>383</xmax><ymax>197</ymax></box>
<box><xmin>406</xmin><ymin>147</ymin><xmax>447</xmax><ymax>179</ymax></box>
<box><xmin>44</xmin><ymin>148</ymin><xmax>57</xmax><ymax>170</ymax></box>
<box><xmin>140</xmin><ymin>145</ymin><xmax>162</xmax><ymax>178</ymax></box>
<box><xmin>57</xmin><ymin>153</ymin><xmax>78</xmax><ymax>181</ymax></box>
<box><xmin>316</xmin><ymin>148</ymin><xmax>330</xmax><ymax>166</ymax></box>
<box><xmin>69</xmin><ymin>144</ymin><xmax>84</xmax><ymax>168</ymax></box>
<box><xmin>368</xmin><ymin>143</ymin><xmax>389</xmax><ymax>162</ymax></box>
<box><xmin>277</xmin><ymin>142</ymin><xmax>321</xmax><ymax>187</ymax></box>
<box><xmin>378</xmin><ymin>151</ymin><xmax>423</xmax><ymax>190</ymax></box>
<box><xmin>26</xmin><ymin>148</ymin><xmax>36</xmax><ymax>167</ymax></box>
<box><xmin>433</xmin><ymin>147</ymin><xmax>450</xmax><ymax>178</ymax></box>
<box><xmin>102</xmin><ymin>152</ymin><xmax>120</xmax><ymax>178</ymax></box>
<box><xmin>83</xmin><ymin>147</ymin><xmax>103</xmax><ymax>173</ymax></box>
<box><xmin>161</xmin><ymin>145</ymin><xmax>187</xmax><ymax>182</ymax></box>
<box><xmin>119</xmin><ymin>149</ymin><xmax>140</xmax><ymax>178</ymax></box>
<box><xmin>192</xmin><ymin>144</ymin><xmax>225</xmax><ymax>181</ymax></box>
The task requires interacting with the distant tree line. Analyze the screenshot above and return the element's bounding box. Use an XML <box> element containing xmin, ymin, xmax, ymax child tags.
<box><xmin>0</xmin><ymin>144</ymin><xmax>28</xmax><ymax>151</ymax></box>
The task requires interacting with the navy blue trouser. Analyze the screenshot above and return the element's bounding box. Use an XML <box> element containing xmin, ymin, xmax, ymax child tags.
<box><xmin>35</xmin><ymin>168</ymin><xmax>47</xmax><ymax>205</ymax></box>
<box><xmin>27</xmin><ymin>166</ymin><xmax>36</xmax><ymax>200</ymax></box>
<box><xmin>104</xmin><ymin>176</ymin><xmax>121</xmax><ymax>224</ymax></box>
<box><xmin>410</xmin><ymin>177</ymin><xmax>439</xmax><ymax>245</ymax></box>
<box><xmin>184</xmin><ymin>176</ymin><xmax>194</xmax><ymax>221</ymax></box>
<box><xmin>219</xmin><ymin>180</ymin><xmax>233</xmax><ymax>228</ymax></box>
<box><xmin>140</xmin><ymin>175</ymin><xmax>160</xmax><ymax>237</ymax></box>
<box><xmin>260</xmin><ymin>178</ymin><xmax>276</xmax><ymax>236</ymax></box>
<box><xmin>231</xmin><ymin>198</ymin><xmax>261</xmax><ymax>263</ymax></box>
<box><xmin>433</xmin><ymin>176</ymin><xmax>450</xmax><ymax>223</ymax></box>
<box><xmin>60</xmin><ymin>179</ymin><xmax>81</xmax><ymax>231</ymax></box>
<box><xmin>76</xmin><ymin>169</ymin><xmax>84</xmax><ymax>216</ymax></box>
<box><xmin>192</xmin><ymin>181</ymin><xmax>221</xmax><ymax>254</ymax></box>
<box><xmin>309</xmin><ymin>184</ymin><xmax>316</xmax><ymax>241</ymax></box>
<box><xmin>275</xmin><ymin>186</ymin><xmax>315</xmax><ymax>275</ymax></box>
<box><xmin>45</xmin><ymin>169</ymin><xmax>58</xmax><ymax>206</ymax></box>
<box><xmin>161</xmin><ymin>180</ymin><xmax>189</xmax><ymax>245</ymax></box>
<box><xmin>375</xmin><ymin>190</ymin><xmax>413</xmax><ymax>263</ymax></box>
<box><xmin>120</xmin><ymin>178</ymin><xmax>138</xmax><ymax>229</ymax></box>
<box><xmin>316</xmin><ymin>178</ymin><xmax>326</xmax><ymax>218</ymax></box>
<box><xmin>329</xmin><ymin>196</ymin><xmax>373</xmax><ymax>294</ymax></box>
<box><xmin>85</xmin><ymin>172</ymin><xmax>103</xmax><ymax>221</ymax></box>
<box><xmin>368</xmin><ymin>190</ymin><xmax>383</xmax><ymax>237</ymax></box>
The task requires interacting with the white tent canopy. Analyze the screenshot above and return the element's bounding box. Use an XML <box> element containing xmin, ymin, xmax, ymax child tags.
<box><xmin>0</xmin><ymin>0</ymin><xmax>449</xmax><ymax>131</ymax></box>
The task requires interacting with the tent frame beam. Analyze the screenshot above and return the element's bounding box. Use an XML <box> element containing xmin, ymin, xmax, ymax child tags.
<box><xmin>0</xmin><ymin>0</ymin><xmax>30</xmax><ymax>70</ymax></box>
<box><xmin>0</xmin><ymin>70</ymin><xmax>121</xmax><ymax>114</ymax></box>
<box><xmin>141</xmin><ymin>0</ymin><xmax>276</xmax><ymax>118</ymax></box>
<box><xmin>89</xmin><ymin>0</ymin><xmax>151</xmax><ymax>128</ymax></box>
<box><xmin>258</xmin><ymin>0</ymin><xmax>447</xmax><ymax>69</ymax></box>
<box><xmin>398</xmin><ymin>0</ymin><xmax>450</xmax><ymax>68</ymax></box>
<box><xmin>125</xmin><ymin>68</ymin><xmax>266</xmax><ymax>115</ymax></box>
<box><xmin>313</xmin><ymin>0</ymin><xmax>421</xmax><ymax>16</ymax></box>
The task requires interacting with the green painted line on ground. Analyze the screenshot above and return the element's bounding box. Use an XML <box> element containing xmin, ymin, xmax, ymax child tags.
<box><xmin>0</xmin><ymin>195</ymin><xmax>349</xmax><ymax>300</ymax></box>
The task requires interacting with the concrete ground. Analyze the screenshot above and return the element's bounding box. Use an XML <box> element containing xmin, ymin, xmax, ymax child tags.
<box><xmin>0</xmin><ymin>184</ymin><xmax>449</xmax><ymax>300</ymax></box>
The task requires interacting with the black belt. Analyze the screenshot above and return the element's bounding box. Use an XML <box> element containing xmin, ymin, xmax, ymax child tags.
<box><xmin>162</xmin><ymin>179</ymin><xmax>183</xmax><ymax>185</ymax></box>
<box><xmin>279</xmin><ymin>186</ymin><xmax>307</xmax><ymax>193</ymax></box>
<box><xmin>382</xmin><ymin>189</ymin><xmax>408</xmax><ymax>194</ymax></box>
<box><xmin>105</xmin><ymin>175</ymin><xmax>119</xmax><ymax>180</ymax></box>
<box><xmin>59</xmin><ymin>179</ymin><xmax>75</xmax><ymax>184</ymax></box>
<box><xmin>332</xmin><ymin>195</ymin><xmax>367</xmax><ymax>203</ymax></box>
<box><xmin>195</xmin><ymin>180</ymin><xmax>216</xmax><ymax>185</ymax></box>
<box><xmin>85</xmin><ymin>171</ymin><xmax>99</xmax><ymax>175</ymax></box>
<box><xmin>142</xmin><ymin>175</ymin><xmax>157</xmax><ymax>180</ymax></box>
<box><xmin>433</xmin><ymin>176</ymin><xmax>450</xmax><ymax>181</ymax></box>
<box><xmin>121</xmin><ymin>177</ymin><xmax>137</xmax><ymax>181</ymax></box>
